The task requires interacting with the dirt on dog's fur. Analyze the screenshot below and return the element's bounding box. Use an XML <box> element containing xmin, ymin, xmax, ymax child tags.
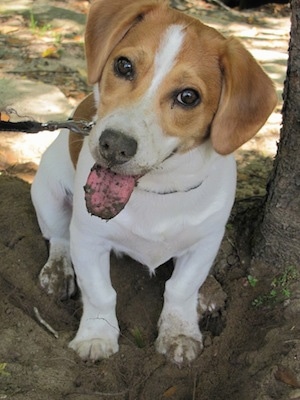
<box><xmin>1</xmin><ymin>174</ymin><xmax>300</xmax><ymax>400</ymax></box>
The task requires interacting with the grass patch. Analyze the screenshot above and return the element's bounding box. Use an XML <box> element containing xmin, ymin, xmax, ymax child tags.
<box><xmin>251</xmin><ymin>266</ymin><xmax>298</xmax><ymax>308</ymax></box>
<box><xmin>28</xmin><ymin>11</ymin><xmax>52</xmax><ymax>34</ymax></box>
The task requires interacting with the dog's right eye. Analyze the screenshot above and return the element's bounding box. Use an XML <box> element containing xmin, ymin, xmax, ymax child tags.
<box><xmin>114</xmin><ymin>57</ymin><xmax>135</xmax><ymax>80</ymax></box>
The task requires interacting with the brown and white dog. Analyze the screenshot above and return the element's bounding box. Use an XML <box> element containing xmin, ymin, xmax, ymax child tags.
<box><xmin>31</xmin><ymin>0</ymin><xmax>277</xmax><ymax>364</ymax></box>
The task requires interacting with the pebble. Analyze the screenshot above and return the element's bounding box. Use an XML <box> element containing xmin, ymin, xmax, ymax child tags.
<box><xmin>289</xmin><ymin>389</ymin><xmax>300</xmax><ymax>399</ymax></box>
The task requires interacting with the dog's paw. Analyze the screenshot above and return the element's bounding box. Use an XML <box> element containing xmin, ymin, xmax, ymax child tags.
<box><xmin>197</xmin><ymin>275</ymin><xmax>227</xmax><ymax>318</ymax></box>
<box><xmin>156</xmin><ymin>309</ymin><xmax>203</xmax><ymax>364</ymax></box>
<box><xmin>39</xmin><ymin>257</ymin><xmax>75</xmax><ymax>300</ymax></box>
<box><xmin>155</xmin><ymin>333</ymin><xmax>202</xmax><ymax>364</ymax></box>
<box><xmin>69</xmin><ymin>338</ymin><xmax>119</xmax><ymax>361</ymax></box>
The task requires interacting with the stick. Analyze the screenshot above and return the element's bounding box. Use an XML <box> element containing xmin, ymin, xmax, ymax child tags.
<box><xmin>33</xmin><ymin>307</ymin><xmax>59</xmax><ymax>339</ymax></box>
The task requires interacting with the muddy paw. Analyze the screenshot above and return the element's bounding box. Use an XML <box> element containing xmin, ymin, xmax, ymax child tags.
<box><xmin>69</xmin><ymin>338</ymin><xmax>119</xmax><ymax>361</ymax></box>
<box><xmin>197</xmin><ymin>275</ymin><xmax>227</xmax><ymax>318</ymax></box>
<box><xmin>155</xmin><ymin>333</ymin><xmax>203</xmax><ymax>364</ymax></box>
<box><xmin>39</xmin><ymin>257</ymin><xmax>75</xmax><ymax>300</ymax></box>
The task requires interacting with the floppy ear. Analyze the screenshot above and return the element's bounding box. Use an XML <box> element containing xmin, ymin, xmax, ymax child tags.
<box><xmin>211</xmin><ymin>37</ymin><xmax>277</xmax><ymax>155</ymax></box>
<box><xmin>85</xmin><ymin>0</ymin><xmax>165</xmax><ymax>84</ymax></box>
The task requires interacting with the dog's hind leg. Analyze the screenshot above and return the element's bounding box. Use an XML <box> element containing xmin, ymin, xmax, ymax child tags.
<box><xmin>31</xmin><ymin>132</ymin><xmax>76</xmax><ymax>299</ymax></box>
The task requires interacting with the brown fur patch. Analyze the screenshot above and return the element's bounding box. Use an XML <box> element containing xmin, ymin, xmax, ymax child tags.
<box><xmin>69</xmin><ymin>94</ymin><xmax>96</xmax><ymax>168</ymax></box>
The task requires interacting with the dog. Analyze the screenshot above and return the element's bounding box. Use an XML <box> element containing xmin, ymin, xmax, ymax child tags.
<box><xmin>31</xmin><ymin>0</ymin><xmax>277</xmax><ymax>364</ymax></box>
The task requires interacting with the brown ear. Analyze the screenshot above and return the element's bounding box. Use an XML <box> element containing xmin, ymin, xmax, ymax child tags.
<box><xmin>211</xmin><ymin>37</ymin><xmax>277</xmax><ymax>155</ymax></box>
<box><xmin>85</xmin><ymin>0</ymin><xmax>164</xmax><ymax>84</ymax></box>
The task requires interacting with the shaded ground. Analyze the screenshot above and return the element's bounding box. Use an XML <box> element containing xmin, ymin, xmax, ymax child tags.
<box><xmin>1</xmin><ymin>1</ymin><xmax>300</xmax><ymax>400</ymax></box>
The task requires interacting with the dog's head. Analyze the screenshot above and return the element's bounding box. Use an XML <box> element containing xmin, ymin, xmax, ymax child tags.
<box><xmin>85</xmin><ymin>0</ymin><xmax>277</xmax><ymax>176</ymax></box>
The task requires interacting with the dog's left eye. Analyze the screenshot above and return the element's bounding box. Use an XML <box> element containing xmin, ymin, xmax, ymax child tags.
<box><xmin>114</xmin><ymin>57</ymin><xmax>135</xmax><ymax>80</ymax></box>
<box><xmin>176</xmin><ymin>89</ymin><xmax>200</xmax><ymax>108</ymax></box>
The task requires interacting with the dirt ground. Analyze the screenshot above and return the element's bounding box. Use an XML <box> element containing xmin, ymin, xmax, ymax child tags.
<box><xmin>1</xmin><ymin>1</ymin><xmax>300</xmax><ymax>399</ymax></box>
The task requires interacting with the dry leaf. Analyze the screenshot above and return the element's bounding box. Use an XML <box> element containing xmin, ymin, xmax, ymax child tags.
<box><xmin>73</xmin><ymin>34</ymin><xmax>84</xmax><ymax>42</ymax></box>
<box><xmin>0</xmin><ymin>112</ymin><xmax>10</xmax><ymax>122</ymax></box>
<box><xmin>42</xmin><ymin>46</ymin><xmax>60</xmax><ymax>59</ymax></box>
<box><xmin>163</xmin><ymin>386</ymin><xmax>177</xmax><ymax>397</ymax></box>
<box><xmin>274</xmin><ymin>365</ymin><xmax>300</xmax><ymax>388</ymax></box>
<box><xmin>0</xmin><ymin>26</ymin><xmax>19</xmax><ymax>34</ymax></box>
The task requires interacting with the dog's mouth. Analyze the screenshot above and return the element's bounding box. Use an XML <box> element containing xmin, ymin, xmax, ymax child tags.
<box><xmin>84</xmin><ymin>164</ymin><xmax>141</xmax><ymax>220</ymax></box>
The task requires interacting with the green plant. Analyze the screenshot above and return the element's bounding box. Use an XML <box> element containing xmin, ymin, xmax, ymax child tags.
<box><xmin>28</xmin><ymin>11</ymin><xmax>52</xmax><ymax>34</ymax></box>
<box><xmin>247</xmin><ymin>275</ymin><xmax>258</xmax><ymax>287</ymax></box>
<box><xmin>28</xmin><ymin>10</ymin><xmax>38</xmax><ymax>31</ymax></box>
<box><xmin>53</xmin><ymin>32</ymin><xmax>62</xmax><ymax>46</ymax></box>
<box><xmin>252</xmin><ymin>266</ymin><xmax>298</xmax><ymax>307</ymax></box>
<box><xmin>131</xmin><ymin>327</ymin><xmax>145</xmax><ymax>348</ymax></box>
<box><xmin>0</xmin><ymin>363</ymin><xmax>10</xmax><ymax>377</ymax></box>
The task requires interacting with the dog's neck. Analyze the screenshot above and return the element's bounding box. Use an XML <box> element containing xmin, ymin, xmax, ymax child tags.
<box><xmin>136</xmin><ymin>140</ymin><xmax>220</xmax><ymax>195</ymax></box>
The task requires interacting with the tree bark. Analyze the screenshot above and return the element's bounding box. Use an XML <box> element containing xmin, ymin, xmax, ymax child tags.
<box><xmin>254</xmin><ymin>0</ymin><xmax>300</xmax><ymax>268</ymax></box>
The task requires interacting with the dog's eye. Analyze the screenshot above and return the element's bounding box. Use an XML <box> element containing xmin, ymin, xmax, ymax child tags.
<box><xmin>114</xmin><ymin>57</ymin><xmax>135</xmax><ymax>80</ymax></box>
<box><xmin>176</xmin><ymin>89</ymin><xmax>200</xmax><ymax>108</ymax></box>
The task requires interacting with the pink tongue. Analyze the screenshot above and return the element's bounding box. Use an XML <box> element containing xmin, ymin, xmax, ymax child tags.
<box><xmin>84</xmin><ymin>164</ymin><xmax>136</xmax><ymax>220</ymax></box>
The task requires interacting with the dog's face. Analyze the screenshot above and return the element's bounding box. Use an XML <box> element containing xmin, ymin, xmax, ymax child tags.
<box><xmin>89</xmin><ymin>19</ymin><xmax>223</xmax><ymax>176</ymax></box>
<box><xmin>86</xmin><ymin>0</ymin><xmax>277</xmax><ymax>177</ymax></box>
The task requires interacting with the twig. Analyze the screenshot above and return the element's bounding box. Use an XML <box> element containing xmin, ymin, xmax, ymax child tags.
<box><xmin>69</xmin><ymin>388</ymin><xmax>130</xmax><ymax>397</ymax></box>
<box><xmin>207</xmin><ymin>0</ymin><xmax>240</xmax><ymax>14</ymax></box>
<box><xmin>33</xmin><ymin>307</ymin><xmax>59</xmax><ymax>339</ymax></box>
<box><xmin>208</xmin><ymin>0</ymin><xmax>231</xmax><ymax>11</ymax></box>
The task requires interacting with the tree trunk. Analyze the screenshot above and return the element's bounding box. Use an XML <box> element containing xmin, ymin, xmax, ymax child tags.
<box><xmin>254</xmin><ymin>0</ymin><xmax>300</xmax><ymax>268</ymax></box>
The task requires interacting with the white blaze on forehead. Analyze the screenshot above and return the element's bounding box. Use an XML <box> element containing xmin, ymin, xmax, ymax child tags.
<box><xmin>147</xmin><ymin>24</ymin><xmax>185</xmax><ymax>97</ymax></box>
<box><xmin>90</xmin><ymin>25</ymin><xmax>186</xmax><ymax>174</ymax></box>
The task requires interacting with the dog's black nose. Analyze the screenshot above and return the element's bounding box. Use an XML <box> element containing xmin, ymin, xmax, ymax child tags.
<box><xmin>99</xmin><ymin>129</ymin><xmax>138</xmax><ymax>165</ymax></box>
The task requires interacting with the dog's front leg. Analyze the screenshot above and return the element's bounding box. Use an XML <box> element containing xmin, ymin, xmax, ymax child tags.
<box><xmin>156</xmin><ymin>231</ymin><xmax>224</xmax><ymax>364</ymax></box>
<box><xmin>68</xmin><ymin>226</ymin><xmax>119</xmax><ymax>361</ymax></box>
